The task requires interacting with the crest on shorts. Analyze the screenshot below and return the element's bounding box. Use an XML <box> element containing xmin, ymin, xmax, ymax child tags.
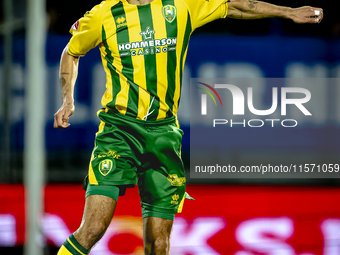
<box><xmin>162</xmin><ymin>5</ymin><xmax>177</xmax><ymax>23</ymax></box>
<box><xmin>99</xmin><ymin>159</ymin><xmax>113</xmax><ymax>176</ymax></box>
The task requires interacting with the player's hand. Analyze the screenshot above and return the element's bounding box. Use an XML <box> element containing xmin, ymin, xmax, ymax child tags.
<box><xmin>54</xmin><ymin>103</ymin><xmax>75</xmax><ymax>129</ymax></box>
<box><xmin>289</xmin><ymin>6</ymin><xmax>323</xmax><ymax>24</ymax></box>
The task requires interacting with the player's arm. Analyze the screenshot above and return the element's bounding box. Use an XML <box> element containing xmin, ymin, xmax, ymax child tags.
<box><xmin>227</xmin><ymin>0</ymin><xmax>323</xmax><ymax>24</ymax></box>
<box><xmin>53</xmin><ymin>44</ymin><xmax>79</xmax><ymax>129</ymax></box>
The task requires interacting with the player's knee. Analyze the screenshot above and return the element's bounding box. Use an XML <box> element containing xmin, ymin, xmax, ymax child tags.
<box><xmin>144</xmin><ymin>236</ymin><xmax>169</xmax><ymax>255</ymax></box>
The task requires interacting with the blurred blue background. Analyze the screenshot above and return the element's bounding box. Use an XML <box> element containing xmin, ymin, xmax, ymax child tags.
<box><xmin>0</xmin><ymin>0</ymin><xmax>339</xmax><ymax>184</ymax></box>
<box><xmin>1</xmin><ymin>0</ymin><xmax>340</xmax><ymax>254</ymax></box>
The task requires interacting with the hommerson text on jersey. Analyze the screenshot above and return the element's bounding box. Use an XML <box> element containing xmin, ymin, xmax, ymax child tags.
<box><xmin>118</xmin><ymin>37</ymin><xmax>177</xmax><ymax>57</ymax></box>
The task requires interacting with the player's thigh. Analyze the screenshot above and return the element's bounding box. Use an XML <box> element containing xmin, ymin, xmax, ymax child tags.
<box><xmin>88</xmin><ymin>120</ymin><xmax>138</xmax><ymax>188</ymax></box>
<box><xmin>138</xmin><ymin>168</ymin><xmax>186</xmax><ymax>219</ymax></box>
<box><xmin>138</xmin><ymin>123</ymin><xmax>186</xmax><ymax>220</ymax></box>
<box><xmin>74</xmin><ymin>195</ymin><xmax>116</xmax><ymax>241</ymax></box>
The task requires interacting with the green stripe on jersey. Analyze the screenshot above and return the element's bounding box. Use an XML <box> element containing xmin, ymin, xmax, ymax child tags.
<box><xmin>111</xmin><ymin>3</ymin><xmax>139</xmax><ymax>117</ymax></box>
<box><xmin>137</xmin><ymin>5</ymin><xmax>159</xmax><ymax>119</ymax></box>
<box><xmin>178</xmin><ymin>12</ymin><xmax>192</xmax><ymax>107</ymax></box>
<box><xmin>162</xmin><ymin>0</ymin><xmax>177</xmax><ymax>118</ymax></box>
<box><xmin>102</xmin><ymin>26</ymin><xmax>121</xmax><ymax>108</ymax></box>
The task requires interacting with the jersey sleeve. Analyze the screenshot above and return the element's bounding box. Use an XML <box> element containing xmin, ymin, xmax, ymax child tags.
<box><xmin>68</xmin><ymin>4</ymin><xmax>103</xmax><ymax>57</ymax></box>
<box><xmin>182</xmin><ymin>0</ymin><xmax>228</xmax><ymax>30</ymax></box>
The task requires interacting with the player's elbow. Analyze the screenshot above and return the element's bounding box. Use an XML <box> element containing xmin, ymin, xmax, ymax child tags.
<box><xmin>228</xmin><ymin>0</ymin><xmax>253</xmax><ymax>13</ymax></box>
<box><xmin>228</xmin><ymin>0</ymin><xmax>248</xmax><ymax>7</ymax></box>
<box><xmin>227</xmin><ymin>0</ymin><xmax>249</xmax><ymax>18</ymax></box>
<box><xmin>61</xmin><ymin>44</ymin><xmax>76</xmax><ymax>58</ymax></box>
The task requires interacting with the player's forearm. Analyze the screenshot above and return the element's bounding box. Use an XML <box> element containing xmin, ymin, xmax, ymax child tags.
<box><xmin>228</xmin><ymin>0</ymin><xmax>291</xmax><ymax>19</ymax></box>
<box><xmin>227</xmin><ymin>0</ymin><xmax>323</xmax><ymax>23</ymax></box>
<box><xmin>228</xmin><ymin>9</ymin><xmax>278</xmax><ymax>19</ymax></box>
<box><xmin>59</xmin><ymin>45</ymin><xmax>79</xmax><ymax>106</ymax></box>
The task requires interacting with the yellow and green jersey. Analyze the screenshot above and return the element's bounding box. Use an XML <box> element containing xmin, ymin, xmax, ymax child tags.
<box><xmin>68</xmin><ymin>0</ymin><xmax>228</xmax><ymax>121</ymax></box>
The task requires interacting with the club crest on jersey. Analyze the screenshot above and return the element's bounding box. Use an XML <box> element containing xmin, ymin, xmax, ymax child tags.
<box><xmin>71</xmin><ymin>20</ymin><xmax>79</xmax><ymax>31</ymax></box>
<box><xmin>99</xmin><ymin>159</ymin><xmax>113</xmax><ymax>176</ymax></box>
<box><xmin>162</xmin><ymin>5</ymin><xmax>177</xmax><ymax>23</ymax></box>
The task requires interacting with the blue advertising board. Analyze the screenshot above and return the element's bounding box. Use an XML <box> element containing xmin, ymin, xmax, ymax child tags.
<box><xmin>2</xmin><ymin>34</ymin><xmax>339</xmax><ymax>155</ymax></box>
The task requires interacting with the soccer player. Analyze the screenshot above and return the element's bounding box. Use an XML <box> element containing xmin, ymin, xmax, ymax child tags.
<box><xmin>54</xmin><ymin>0</ymin><xmax>323</xmax><ymax>254</ymax></box>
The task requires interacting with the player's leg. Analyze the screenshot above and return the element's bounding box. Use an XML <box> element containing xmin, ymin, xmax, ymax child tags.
<box><xmin>57</xmin><ymin>193</ymin><xmax>117</xmax><ymax>255</ymax></box>
<box><xmin>74</xmin><ymin>194</ymin><xmax>116</xmax><ymax>248</ymax></box>
<box><xmin>58</xmin><ymin>114</ymin><xmax>138</xmax><ymax>255</ymax></box>
<box><xmin>143</xmin><ymin>217</ymin><xmax>173</xmax><ymax>255</ymax></box>
<box><xmin>139</xmin><ymin>168</ymin><xmax>184</xmax><ymax>255</ymax></box>
<box><xmin>138</xmin><ymin>119</ymin><xmax>188</xmax><ymax>254</ymax></box>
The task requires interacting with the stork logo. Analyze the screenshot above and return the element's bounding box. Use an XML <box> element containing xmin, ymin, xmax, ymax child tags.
<box><xmin>162</xmin><ymin>5</ymin><xmax>177</xmax><ymax>23</ymax></box>
<box><xmin>198</xmin><ymin>82</ymin><xmax>223</xmax><ymax>115</ymax></box>
<box><xmin>99</xmin><ymin>159</ymin><xmax>113</xmax><ymax>176</ymax></box>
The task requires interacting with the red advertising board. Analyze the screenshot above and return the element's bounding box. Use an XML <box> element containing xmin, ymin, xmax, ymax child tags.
<box><xmin>0</xmin><ymin>184</ymin><xmax>339</xmax><ymax>254</ymax></box>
